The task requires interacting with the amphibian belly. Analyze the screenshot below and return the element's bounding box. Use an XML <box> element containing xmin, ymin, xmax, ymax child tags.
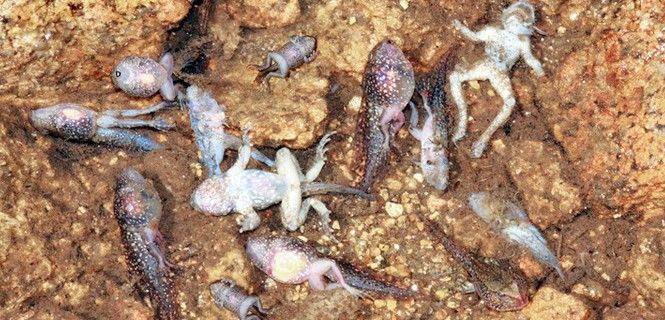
<box><xmin>242</xmin><ymin>171</ymin><xmax>288</xmax><ymax>209</ymax></box>
<box><xmin>271</xmin><ymin>250</ymin><xmax>310</xmax><ymax>283</ymax></box>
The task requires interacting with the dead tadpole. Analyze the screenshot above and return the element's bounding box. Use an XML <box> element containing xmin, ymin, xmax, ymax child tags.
<box><xmin>427</xmin><ymin>222</ymin><xmax>530</xmax><ymax>312</ymax></box>
<box><xmin>468</xmin><ymin>191</ymin><xmax>565</xmax><ymax>279</ymax></box>
<box><xmin>114</xmin><ymin>168</ymin><xmax>179</xmax><ymax>320</ymax></box>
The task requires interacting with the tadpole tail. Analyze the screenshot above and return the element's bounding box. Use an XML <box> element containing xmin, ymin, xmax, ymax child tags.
<box><xmin>302</xmin><ymin>182</ymin><xmax>374</xmax><ymax>200</ymax></box>
<box><xmin>334</xmin><ymin>260</ymin><xmax>418</xmax><ymax>299</ymax></box>
<box><xmin>358</xmin><ymin>124</ymin><xmax>390</xmax><ymax>193</ymax></box>
<box><xmin>504</xmin><ymin>224</ymin><xmax>565</xmax><ymax>280</ymax></box>
<box><xmin>426</xmin><ymin>221</ymin><xmax>479</xmax><ymax>278</ymax></box>
<box><xmin>151</xmin><ymin>271</ymin><xmax>180</xmax><ymax>320</ymax></box>
<box><xmin>93</xmin><ymin>128</ymin><xmax>161</xmax><ymax>152</ymax></box>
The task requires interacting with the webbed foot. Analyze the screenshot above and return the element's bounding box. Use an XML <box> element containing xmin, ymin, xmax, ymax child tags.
<box><xmin>315</xmin><ymin>131</ymin><xmax>336</xmax><ymax>162</ymax></box>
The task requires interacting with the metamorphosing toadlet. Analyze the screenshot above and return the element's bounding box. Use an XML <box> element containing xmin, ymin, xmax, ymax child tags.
<box><xmin>428</xmin><ymin>222</ymin><xmax>530</xmax><ymax>312</ymax></box>
<box><xmin>210</xmin><ymin>279</ymin><xmax>269</xmax><ymax>320</ymax></box>
<box><xmin>408</xmin><ymin>53</ymin><xmax>454</xmax><ymax>190</ymax></box>
<box><xmin>449</xmin><ymin>0</ymin><xmax>545</xmax><ymax>158</ymax></box>
<box><xmin>181</xmin><ymin>85</ymin><xmax>274</xmax><ymax>177</ymax></box>
<box><xmin>112</xmin><ymin>53</ymin><xmax>177</xmax><ymax>101</ymax></box>
<box><xmin>246</xmin><ymin>236</ymin><xmax>415</xmax><ymax>298</ymax></box>
<box><xmin>114</xmin><ymin>168</ymin><xmax>179</xmax><ymax>320</ymax></box>
<box><xmin>468</xmin><ymin>192</ymin><xmax>565</xmax><ymax>279</ymax></box>
<box><xmin>355</xmin><ymin>40</ymin><xmax>415</xmax><ymax>192</ymax></box>
<box><xmin>254</xmin><ymin>35</ymin><xmax>317</xmax><ymax>86</ymax></box>
<box><xmin>191</xmin><ymin>129</ymin><xmax>370</xmax><ymax>237</ymax></box>
<box><xmin>31</xmin><ymin>103</ymin><xmax>172</xmax><ymax>152</ymax></box>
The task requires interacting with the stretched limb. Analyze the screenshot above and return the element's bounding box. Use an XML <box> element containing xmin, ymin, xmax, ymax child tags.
<box><xmin>260</xmin><ymin>53</ymin><xmax>289</xmax><ymax>80</ymax></box>
<box><xmin>389</xmin><ymin>111</ymin><xmax>405</xmax><ymax>137</ymax></box>
<box><xmin>251</xmin><ymin>298</ymin><xmax>270</xmax><ymax>316</ymax></box>
<box><xmin>254</xmin><ymin>52</ymin><xmax>276</xmax><ymax>72</ymax></box>
<box><xmin>253</xmin><ymin>52</ymin><xmax>287</xmax><ymax>90</ymax></box>
<box><xmin>143</xmin><ymin>229</ymin><xmax>179</xmax><ymax>272</ymax></box>
<box><xmin>449</xmin><ymin>62</ymin><xmax>493</xmax><ymax>143</ymax></box>
<box><xmin>407</xmin><ymin>101</ymin><xmax>419</xmax><ymax>129</ymax></box>
<box><xmin>159</xmin><ymin>53</ymin><xmax>176</xmax><ymax>101</ymax></box>
<box><xmin>452</xmin><ymin>20</ymin><xmax>482</xmax><ymax>42</ymax></box>
<box><xmin>408</xmin><ymin>105</ymin><xmax>423</xmax><ymax>141</ymax></box>
<box><xmin>227</xmin><ymin>126</ymin><xmax>253</xmax><ymax>175</ymax></box>
<box><xmin>471</xmin><ymin>66</ymin><xmax>515</xmax><ymax>158</ymax></box>
<box><xmin>298</xmin><ymin>197</ymin><xmax>337</xmax><ymax>241</ymax></box>
<box><xmin>379</xmin><ymin>108</ymin><xmax>403</xmax><ymax>150</ymax></box>
<box><xmin>96</xmin><ymin>115</ymin><xmax>172</xmax><ymax>131</ymax></box>
<box><xmin>238</xmin><ymin>296</ymin><xmax>269</xmax><ymax>320</ymax></box>
<box><xmin>421</xmin><ymin>92</ymin><xmax>433</xmax><ymax>118</ymax></box>
<box><xmin>449</xmin><ymin>69</ymin><xmax>470</xmax><ymax>143</ymax></box>
<box><xmin>102</xmin><ymin>101</ymin><xmax>173</xmax><ymax>118</ymax></box>
<box><xmin>276</xmin><ymin>146</ymin><xmax>305</xmax><ymax>231</ymax></box>
<box><xmin>306</xmin><ymin>259</ymin><xmax>365</xmax><ymax>297</ymax></box>
<box><xmin>223</xmin><ymin>133</ymin><xmax>275</xmax><ymax>167</ymax></box>
<box><xmin>304</xmin><ymin>131</ymin><xmax>336</xmax><ymax>182</ymax></box>
<box><xmin>520</xmin><ymin>43</ymin><xmax>545</xmax><ymax>77</ymax></box>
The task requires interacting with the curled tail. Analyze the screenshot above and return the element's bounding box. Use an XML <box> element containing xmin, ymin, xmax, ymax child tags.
<box><xmin>333</xmin><ymin>260</ymin><xmax>417</xmax><ymax>299</ymax></box>
<box><xmin>302</xmin><ymin>182</ymin><xmax>374</xmax><ymax>200</ymax></box>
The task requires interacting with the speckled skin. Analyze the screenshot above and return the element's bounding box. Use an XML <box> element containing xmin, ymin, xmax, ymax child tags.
<box><xmin>409</xmin><ymin>54</ymin><xmax>452</xmax><ymax>190</ymax></box>
<box><xmin>114</xmin><ymin>168</ymin><xmax>179</xmax><ymax>320</ymax></box>
<box><xmin>31</xmin><ymin>103</ymin><xmax>172</xmax><ymax>151</ymax></box>
<box><xmin>248</xmin><ymin>236</ymin><xmax>409</xmax><ymax>299</ymax></box>
<box><xmin>112</xmin><ymin>53</ymin><xmax>176</xmax><ymax>101</ymax></box>
<box><xmin>428</xmin><ymin>223</ymin><xmax>530</xmax><ymax>311</ymax></box>
<box><xmin>191</xmin><ymin>131</ymin><xmax>369</xmax><ymax>235</ymax></box>
<box><xmin>182</xmin><ymin>85</ymin><xmax>274</xmax><ymax>177</ymax></box>
<box><xmin>449</xmin><ymin>1</ymin><xmax>544</xmax><ymax>158</ymax></box>
<box><xmin>468</xmin><ymin>192</ymin><xmax>564</xmax><ymax>278</ymax></box>
<box><xmin>210</xmin><ymin>279</ymin><xmax>268</xmax><ymax>320</ymax></box>
<box><xmin>356</xmin><ymin>40</ymin><xmax>415</xmax><ymax>192</ymax></box>
<box><xmin>335</xmin><ymin>260</ymin><xmax>416</xmax><ymax>298</ymax></box>
<box><xmin>255</xmin><ymin>35</ymin><xmax>317</xmax><ymax>85</ymax></box>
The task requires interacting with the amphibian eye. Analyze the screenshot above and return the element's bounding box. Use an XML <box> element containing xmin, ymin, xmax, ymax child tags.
<box><xmin>115</xmin><ymin>70</ymin><xmax>121</xmax><ymax>77</ymax></box>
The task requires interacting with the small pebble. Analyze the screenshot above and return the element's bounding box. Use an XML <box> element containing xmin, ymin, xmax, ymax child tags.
<box><xmin>469</xmin><ymin>80</ymin><xmax>480</xmax><ymax>90</ymax></box>
<box><xmin>347</xmin><ymin>96</ymin><xmax>362</xmax><ymax>112</ymax></box>
<box><xmin>399</xmin><ymin>0</ymin><xmax>409</xmax><ymax>10</ymax></box>
<box><xmin>385</xmin><ymin>202</ymin><xmax>404</xmax><ymax>217</ymax></box>
<box><xmin>386</xmin><ymin>299</ymin><xmax>397</xmax><ymax>310</ymax></box>
<box><xmin>435</xmin><ymin>289</ymin><xmax>448</xmax><ymax>301</ymax></box>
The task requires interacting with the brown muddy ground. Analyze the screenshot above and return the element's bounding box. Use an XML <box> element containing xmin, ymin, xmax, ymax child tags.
<box><xmin>1</xmin><ymin>0</ymin><xmax>663</xmax><ymax>320</ymax></box>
